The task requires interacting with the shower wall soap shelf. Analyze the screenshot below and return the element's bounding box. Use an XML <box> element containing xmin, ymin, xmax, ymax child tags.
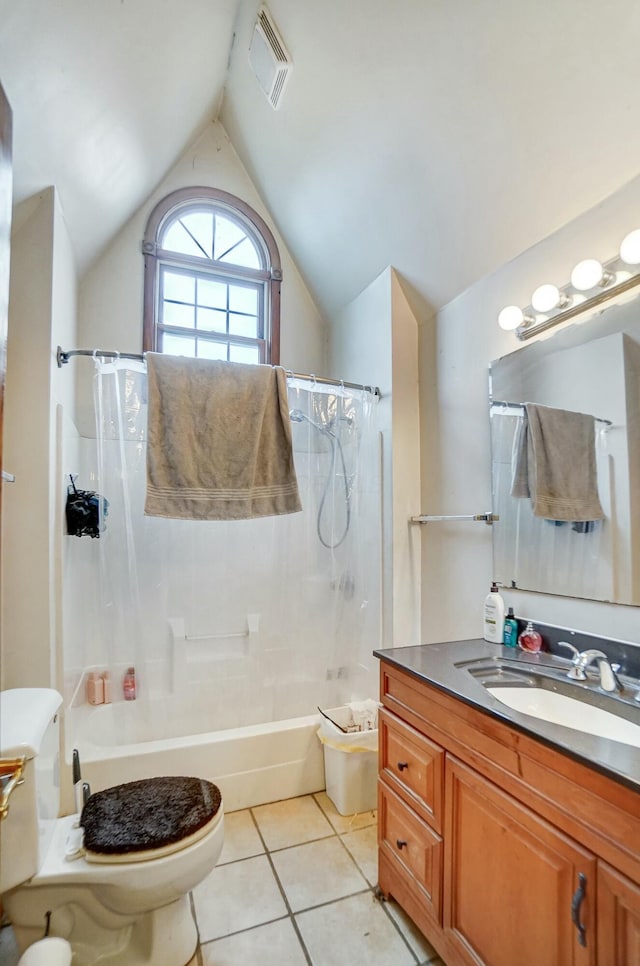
<box><xmin>410</xmin><ymin>512</ymin><xmax>499</xmax><ymax>525</ymax></box>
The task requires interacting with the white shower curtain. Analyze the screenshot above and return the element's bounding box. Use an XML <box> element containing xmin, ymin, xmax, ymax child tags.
<box><xmin>67</xmin><ymin>359</ymin><xmax>381</xmax><ymax>737</ymax></box>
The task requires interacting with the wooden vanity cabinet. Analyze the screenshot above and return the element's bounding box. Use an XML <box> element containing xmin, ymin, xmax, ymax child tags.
<box><xmin>377</xmin><ymin>660</ymin><xmax>640</xmax><ymax>966</ymax></box>
<box><xmin>597</xmin><ymin>864</ymin><xmax>640</xmax><ymax>965</ymax></box>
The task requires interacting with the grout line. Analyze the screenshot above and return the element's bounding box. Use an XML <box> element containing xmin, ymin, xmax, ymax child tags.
<box><xmin>187</xmin><ymin>891</ymin><xmax>202</xmax><ymax>965</ymax></box>
<box><xmin>378</xmin><ymin>897</ymin><xmax>430</xmax><ymax>965</ymax></box>
<box><xmin>292</xmin><ymin>885</ymin><xmax>373</xmax><ymax>917</ymax></box>
<box><xmin>248</xmin><ymin>806</ymin><xmax>314</xmax><ymax>965</ymax></box>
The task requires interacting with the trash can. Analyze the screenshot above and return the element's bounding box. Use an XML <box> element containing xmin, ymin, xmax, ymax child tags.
<box><xmin>317</xmin><ymin>706</ymin><xmax>378</xmax><ymax>816</ymax></box>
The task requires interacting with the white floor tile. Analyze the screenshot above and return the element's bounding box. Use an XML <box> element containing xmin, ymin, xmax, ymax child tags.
<box><xmin>271</xmin><ymin>836</ymin><xmax>368</xmax><ymax>912</ymax></box>
<box><xmin>252</xmin><ymin>795</ymin><xmax>334</xmax><ymax>851</ymax></box>
<box><xmin>296</xmin><ymin>892</ymin><xmax>417</xmax><ymax>966</ymax></box>
<box><xmin>314</xmin><ymin>791</ymin><xmax>377</xmax><ymax>834</ymax></box>
<box><xmin>192</xmin><ymin>854</ymin><xmax>287</xmax><ymax>942</ymax></box>
<box><xmin>201</xmin><ymin>917</ymin><xmax>308</xmax><ymax>966</ymax></box>
<box><xmin>385</xmin><ymin>899</ymin><xmax>440</xmax><ymax>963</ymax></box>
<box><xmin>219</xmin><ymin>809</ymin><xmax>264</xmax><ymax>864</ymax></box>
<box><xmin>340</xmin><ymin>824</ymin><xmax>378</xmax><ymax>886</ymax></box>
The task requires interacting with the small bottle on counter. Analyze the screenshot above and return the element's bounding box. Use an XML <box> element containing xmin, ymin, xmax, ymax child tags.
<box><xmin>503</xmin><ymin>607</ymin><xmax>519</xmax><ymax>647</ymax></box>
<box><xmin>123</xmin><ymin>666</ymin><xmax>136</xmax><ymax>700</ymax></box>
<box><xmin>483</xmin><ymin>582</ymin><xmax>505</xmax><ymax>643</ymax></box>
<box><xmin>518</xmin><ymin>621</ymin><xmax>543</xmax><ymax>653</ymax></box>
<box><xmin>87</xmin><ymin>672</ymin><xmax>104</xmax><ymax>705</ymax></box>
<box><xmin>102</xmin><ymin>671</ymin><xmax>112</xmax><ymax>704</ymax></box>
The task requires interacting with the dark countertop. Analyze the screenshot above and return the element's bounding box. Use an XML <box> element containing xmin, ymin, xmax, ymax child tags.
<box><xmin>374</xmin><ymin>639</ymin><xmax>640</xmax><ymax>793</ymax></box>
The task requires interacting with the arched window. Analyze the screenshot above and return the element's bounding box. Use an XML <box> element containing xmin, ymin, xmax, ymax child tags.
<box><xmin>142</xmin><ymin>187</ymin><xmax>281</xmax><ymax>364</ymax></box>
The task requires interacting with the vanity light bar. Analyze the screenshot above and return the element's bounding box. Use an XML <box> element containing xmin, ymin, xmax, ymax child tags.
<box><xmin>498</xmin><ymin>228</ymin><xmax>640</xmax><ymax>341</ymax></box>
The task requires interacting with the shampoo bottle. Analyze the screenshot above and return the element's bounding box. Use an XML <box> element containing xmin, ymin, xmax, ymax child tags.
<box><xmin>123</xmin><ymin>666</ymin><xmax>136</xmax><ymax>701</ymax></box>
<box><xmin>483</xmin><ymin>583</ymin><xmax>505</xmax><ymax>643</ymax></box>
<box><xmin>503</xmin><ymin>607</ymin><xmax>518</xmax><ymax>647</ymax></box>
<box><xmin>87</xmin><ymin>672</ymin><xmax>104</xmax><ymax>705</ymax></box>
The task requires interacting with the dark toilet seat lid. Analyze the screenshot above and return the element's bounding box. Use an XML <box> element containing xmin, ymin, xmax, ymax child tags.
<box><xmin>80</xmin><ymin>776</ymin><xmax>222</xmax><ymax>863</ymax></box>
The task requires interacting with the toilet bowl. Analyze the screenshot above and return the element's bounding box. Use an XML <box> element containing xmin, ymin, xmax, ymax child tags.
<box><xmin>0</xmin><ymin>689</ymin><xmax>225</xmax><ymax>966</ymax></box>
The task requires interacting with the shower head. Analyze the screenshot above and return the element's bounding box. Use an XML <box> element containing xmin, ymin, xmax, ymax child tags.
<box><xmin>289</xmin><ymin>409</ymin><xmax>335</xmax><ymax>437</ymax></box>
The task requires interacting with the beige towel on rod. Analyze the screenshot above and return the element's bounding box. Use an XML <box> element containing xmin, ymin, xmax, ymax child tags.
<box><xmin>511</xmin><ymin>402</ymin><xmax>604</xmax><ymax>521</ymax></box>
<box><xmin>145</xmin><ymin>354</ymin><xmax>302</xmax><ymax>521</ymax></box>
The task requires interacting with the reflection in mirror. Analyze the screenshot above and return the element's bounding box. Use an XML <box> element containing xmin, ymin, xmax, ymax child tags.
<box><xmin>489</xmin><ymin>292</ymin><xmax>640</xmax><ymax>606</ymax></box>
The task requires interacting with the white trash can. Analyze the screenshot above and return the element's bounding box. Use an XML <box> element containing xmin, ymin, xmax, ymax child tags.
<box><xmin>317</xmin><ymin>706</ymin><xmax>378</xmax><ymax>816</ymax></box>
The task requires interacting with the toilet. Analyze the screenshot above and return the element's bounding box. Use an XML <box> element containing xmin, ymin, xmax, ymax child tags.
<box><xmin>0</xmin><ymin>689</ymin><xmax>225</xmax><ymax>966</ymax></box>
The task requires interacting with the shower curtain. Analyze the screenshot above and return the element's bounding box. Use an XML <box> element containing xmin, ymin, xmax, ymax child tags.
<box><xmin>65</xmin><ymin>359</ymin><xmax>380</xmax><ymax>738</ymax></box>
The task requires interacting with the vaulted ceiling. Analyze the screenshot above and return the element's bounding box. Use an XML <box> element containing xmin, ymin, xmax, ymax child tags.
<box><xmin>2</xmin><ymin>0</ymin><xmax>640</xmax><ymax>321</ymax></box>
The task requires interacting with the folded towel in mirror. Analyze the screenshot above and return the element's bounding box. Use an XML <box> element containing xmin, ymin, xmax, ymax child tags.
<box><xmin>511</xmin><ymin>403</ymin><xmax>604</xmax><ymax>522</ymax></box>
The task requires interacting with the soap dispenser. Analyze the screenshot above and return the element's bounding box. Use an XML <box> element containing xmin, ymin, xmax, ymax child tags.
<box><xmin>483</xmin><ymin>583</ymin><xmax>505</xmax><ymax>644</ymax></box>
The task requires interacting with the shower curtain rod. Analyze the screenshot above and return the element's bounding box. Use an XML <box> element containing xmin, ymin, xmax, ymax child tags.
<box><xmin>490</xmin><ymin>398</ymin><xmax>612</xmax><ymax>426</ymax></box>
<box><xmin>56</xmin><ymin>346</ymin><xmax>381</xmax><ymax>398</ymax></box>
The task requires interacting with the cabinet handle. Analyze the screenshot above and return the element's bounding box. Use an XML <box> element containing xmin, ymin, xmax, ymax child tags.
<box><xmin>396</xmin><ymin>839</ymin><xmax>407</xmax><ymax>850</ymax></box>
<box><xmin>397</xmin><ymin>761</ymin><xmax>409</xmax><ymax>771</ymax></box>
<box><xmin>571</xmin><ymin>872</ymin><xmax>587</xmax><ymax>947</ymax></box>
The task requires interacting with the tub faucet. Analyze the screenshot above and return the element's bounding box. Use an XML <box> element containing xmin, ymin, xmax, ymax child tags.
<box><xmin>557</xmin><ymin>643</ymin><xmax>622</xmax><ymax>693</ymax></box>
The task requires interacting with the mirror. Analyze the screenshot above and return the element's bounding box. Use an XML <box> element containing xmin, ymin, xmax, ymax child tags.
<box><xmin>489</xmin><ymin>292</ymin><xmax>640</xmax><ymax>605</ymax></box>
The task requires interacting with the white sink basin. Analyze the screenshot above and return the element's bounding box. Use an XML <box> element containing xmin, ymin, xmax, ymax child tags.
<box><xmin>487</xmin><ymin>687</ymin><xmax>640</xmax><ymax>748</ymax></box>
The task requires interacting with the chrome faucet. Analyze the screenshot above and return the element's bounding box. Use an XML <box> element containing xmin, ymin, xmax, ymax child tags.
<box><xmin>556</xmin><ymin>642</ymin><xmax>622</xmax><ymax>693</ymax></box>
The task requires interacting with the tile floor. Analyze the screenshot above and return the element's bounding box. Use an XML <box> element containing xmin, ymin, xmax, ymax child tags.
<box><xmin>0</xmin><ymin>792</ymin><xmax>445</xmax><ymax>966</ymax></box>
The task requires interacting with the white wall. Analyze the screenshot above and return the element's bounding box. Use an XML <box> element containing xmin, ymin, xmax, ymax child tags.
<box><xmin>76</xmin><ymin>121</ymin><xmax>327</xmax><ymax>436</ymax></box>
<box><xmin>2</xmin><ymin>187</ymin><xmax>78</xmax><ymax>689</ymax></box>
<box><xmin>422</xmin><ymin>172</ymin><xmax>640</xmax><ymax>647</ymax></box>
<box><xmin>331</xmin><ymin>267</ymin><xmax>421</xmax><ymax>649</ymax></box>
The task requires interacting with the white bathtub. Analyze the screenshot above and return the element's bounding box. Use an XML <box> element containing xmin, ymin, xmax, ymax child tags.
<box><xmin>67</xmin><ymin>701</ymin><xmax>326</xmax><ymax>812</ymax></box>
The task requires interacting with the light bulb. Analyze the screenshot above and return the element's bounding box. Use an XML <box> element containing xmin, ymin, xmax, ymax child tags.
<box><xmin>570</xmin><ymin>258</ymin><xmax>604</xmax><ymax>291</ymax></box>
<box><xmin>531</xmin><ymin>283</ymin><xmax>562</xmax><ymax>313</ymax></box>
<box><xmin>497</xmin><ymin>305</ymin><xmax>524</xmax><ymax>331</ymax></box>
<box><xmin>619</xmin><ymin>229</ymin><xmax>640</xmax><ymax>265</ymax></box>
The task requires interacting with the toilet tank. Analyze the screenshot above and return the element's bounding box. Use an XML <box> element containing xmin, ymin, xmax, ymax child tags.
<box><xmin>0</xmin><ymin>689</ymin><xmax>63</xmax><ymax>894</ymax></box>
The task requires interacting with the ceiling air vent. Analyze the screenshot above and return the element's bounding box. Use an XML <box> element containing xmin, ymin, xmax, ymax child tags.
<box><xmin>248</xmin><ymin>6</ymin><xmax>292</xmax><ymax>110</ymax></box>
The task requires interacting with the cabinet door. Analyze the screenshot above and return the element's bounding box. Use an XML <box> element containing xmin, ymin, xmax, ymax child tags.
<box><xmin>444</xmin><ymin>758</ymin><xmax>596</xmax><ymax>966</ymax></box>
<box><xmin>598</xmin><ymin>862</ymin><xmax>640</xmax><ymax>965</ymax></box>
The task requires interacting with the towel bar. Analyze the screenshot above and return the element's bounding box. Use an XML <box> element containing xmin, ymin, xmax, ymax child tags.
<box><xmin>410</xmin><ymin>512</ymin><xmax>499</xmax><ymax>525</ymax></box>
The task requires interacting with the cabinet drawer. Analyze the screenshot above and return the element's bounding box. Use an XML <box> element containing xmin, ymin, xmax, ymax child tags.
<box><xmin>380</xmin><ymin>707</ymin><xmax>444</xmax><ymax>831</ymax></box>
<box><xmin>378</xmin><ymin>780</ymin><xmax>443</xmax><ymax>923</ymax></box>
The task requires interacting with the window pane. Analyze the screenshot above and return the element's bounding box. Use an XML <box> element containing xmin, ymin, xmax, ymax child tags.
<box><xmin>197</xmin><ymin>339</ymin><xmax>228</xmax><ymax>361</ymax></box>
<box><xmin>163</xmin><ymin>271</ymin><xmax>195</xmax><ymax>304</ymax></box>
<box><xmin>229</xmin><ymin>312</ymin><xmax>257</xmax><ymax>338</ymax></box>
<box><xmin>213</xmin><ymin>215</ymin><xmax>247</xmax><ymax>262</ymax></box>
<box><xmin>161</xmin><ymin>333</ymin><xmax>196</xmax><ymax>357</ymax></box>
<box><xmin>229</xmin><ymin>344</ymin><xmax>260</xmax><ymax>365</ymax></box>
<box><xmin>180</xmin><ymin>212</ymin><xmax>214</xmax><ymax>258</ymax></box>
<box><xmin>219</xmin><ymin>236</ymin><xmax>260</xmax><ymax>269</ymax></box>
<box><xmin>198</xmin><ymin>277</ymin><xmax>227</xmax><ymax>310</ymax></box>
<box><xmin>228</xmin><ymin>285</ymin><xmax>258</xmax><ymax>315</ymax></box>
<box><xmin>162</xmin><ymin>301</ymin><xmax>194</xmax><ymax>327</ymax></box>
<box><xmin>162</xmin><ymin>220</ymin><xmax>207</xmax><ymax>259</ymax></box>
<box><xmin>197</xmin><ymin>307</ymin><xmax>227</xmax><ymax>332</ymax></box>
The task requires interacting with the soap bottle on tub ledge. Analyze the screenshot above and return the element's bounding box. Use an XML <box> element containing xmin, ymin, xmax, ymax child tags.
<box><xmin>483</xmin><ymin>583</ymin><xmax>505</xmax><ymax>643</ymax></box>
<box><xmin>518</xmin><ymin>621</ymin><xmax>543</xmax><ymax>653</ymax></box>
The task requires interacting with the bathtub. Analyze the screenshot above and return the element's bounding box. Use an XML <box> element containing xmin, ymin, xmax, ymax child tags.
<box><xmin>67</xmin><ymin>700</ymin><xmax>326</xmax><ymax>812</ymax></box>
